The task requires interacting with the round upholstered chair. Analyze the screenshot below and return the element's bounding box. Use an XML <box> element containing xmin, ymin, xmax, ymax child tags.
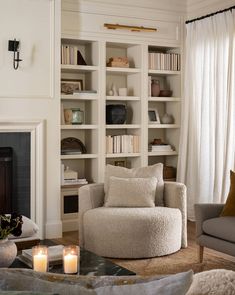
<box><xmin>79</xmin><ymin>164</ymin><xmax>187</xmax><ymax>258</ymax></box>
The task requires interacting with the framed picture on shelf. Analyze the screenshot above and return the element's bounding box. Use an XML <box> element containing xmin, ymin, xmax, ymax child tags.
<box><xmin>148</xmin><ymin>108</ymin><xmax>161</xmax><ymax>124</ymax></box>
<box><xmin>61</xmin><ymin>79</ymin><xmax>83</xmax><ymax>94</ymax></box>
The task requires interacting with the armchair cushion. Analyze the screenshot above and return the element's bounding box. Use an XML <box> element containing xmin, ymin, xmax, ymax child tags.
<box><xmin>105</xmin><ymin>176</ymin><xmax>157</xmax><ymax>207</ymax></box>
<box><xmin>202</xmin><ymin>217</ymin><xmax>235</xmax><ymax>243</ymax></box>
<box><xmin>104</xmin><ymin>163</ymin><xmax>164</xmax><ymax>206</ymax></box>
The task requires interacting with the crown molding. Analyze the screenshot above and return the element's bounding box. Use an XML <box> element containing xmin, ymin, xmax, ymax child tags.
<box><xmin>187</xmin><ymin>0</ymin><xmax>235</xmax><ymax>19</ymax></box>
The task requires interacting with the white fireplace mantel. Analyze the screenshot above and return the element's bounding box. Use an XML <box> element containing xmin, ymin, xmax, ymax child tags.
<box><xmin>0</xmin><ymin>119</ymin><xmax>45</xmax><ymax>238</ymax></box>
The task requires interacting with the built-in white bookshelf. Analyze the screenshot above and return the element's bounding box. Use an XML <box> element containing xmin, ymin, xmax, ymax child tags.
<box><xmin>60</xmin><ymin>38</ymin><xmax>181</xmax><ymax>185</ymax></box>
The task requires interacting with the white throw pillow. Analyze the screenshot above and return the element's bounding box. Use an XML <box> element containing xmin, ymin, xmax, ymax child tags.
<box><xmin>104</xmin><ymin>163</ymin><xmax>164</xmax><ymax>206</ymax></box>
<box><xmin>105</xmin><ymin>176</ymin><xmax>157</xmax><ymax>207</ymax></box>
<box><xmin>9</xmin><ymin>215</ymin><xmax>39</xmax><ymax>239</ymax></box>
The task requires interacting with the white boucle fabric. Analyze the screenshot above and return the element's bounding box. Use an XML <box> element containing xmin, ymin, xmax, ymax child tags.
<box><xmin>186</xmin><ymin>269</ymin><xmax>235</xmax><ymax>295</ymax></box>
<box><xmin>83</xmin><ymin>206</ymin><xmax>182</xmax><ymax>258</ymax></box>
<box><xmin>104</xmin><ymin>163</ymin><xmax>164</xmax><ymax>206</ymax></box>
<box><xmin>105</xmin><ymin>176</ymin><xmax>157</xmax><ymax>207</ymax></box>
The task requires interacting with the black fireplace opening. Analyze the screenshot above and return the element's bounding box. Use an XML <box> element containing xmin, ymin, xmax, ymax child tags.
<box><xmin>0</xmin><ymin>133</ymin><xmax>30</xmax><ymax>217</ymax></box>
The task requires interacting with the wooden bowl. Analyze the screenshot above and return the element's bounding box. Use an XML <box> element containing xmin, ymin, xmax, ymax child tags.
<box><xmin>159</xmin><ymin>90</ymin><xmax>173</xmax><ymax>97</ymax></box>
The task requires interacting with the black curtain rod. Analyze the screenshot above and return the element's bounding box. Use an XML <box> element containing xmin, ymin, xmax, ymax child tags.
<box><xmin>185</xmin><ymin>5</ymin><xmax>235</xmax><ymax>24</ymax></box>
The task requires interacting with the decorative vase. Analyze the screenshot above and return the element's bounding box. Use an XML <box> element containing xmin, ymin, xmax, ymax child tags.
<box><xmin>151</xmin><ymin>80</ymin><xmax>160</xmax><ymax>97</ymax></box>
<box><xmin>0</xmin><ymin>238</ymin><xmax>17</xmax><ymax>267</ymax></box>
<box><xmin>161</xmin><ymin>113</ymin><xmax>174</xmax><ymax>124</ymax></box>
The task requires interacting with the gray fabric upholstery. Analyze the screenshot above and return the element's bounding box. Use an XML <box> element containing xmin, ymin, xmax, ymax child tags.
<box><xmin>194</xmin><ymin>203</ymin><xmax>235</xmax><ymax>258</ymax></box>
<box><xmin>79</xmin><ymin>181</ymin><xmax>187</xmax><ymax>258</ymax></box>
<box><xmin>194</xmin><ymin>203</ymin><xmax>224</xmax><ymax>237</ymax></box>
<box><xmin>203</xmin><ymin>217</ymin><xmax>235</xmax><ymax>243</ymax></box>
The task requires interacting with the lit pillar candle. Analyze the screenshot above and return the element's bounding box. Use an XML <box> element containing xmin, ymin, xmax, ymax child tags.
<box><xmin>32</xmin><ymin>245</ymin><xmax>48</xmax><ymax>272</ymax></box>
<box><xmin>63</xmin><ymin>245</ymin><xmax>79</xmax><ymax>274</ymax></box>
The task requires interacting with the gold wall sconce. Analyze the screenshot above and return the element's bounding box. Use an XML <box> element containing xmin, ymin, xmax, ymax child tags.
<box><xmin>104</xmin><ymin>23</ymin><xmax>157</xmax><ymax>32</ymax></box>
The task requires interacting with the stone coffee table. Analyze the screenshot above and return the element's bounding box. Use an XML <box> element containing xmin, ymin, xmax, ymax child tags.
<box><xmin>10</xmin><ymin>240</ymin><xmax>135</xmax><ymax>276</ymax></box>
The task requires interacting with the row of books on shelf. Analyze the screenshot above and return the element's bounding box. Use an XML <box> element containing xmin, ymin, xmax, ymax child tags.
<box><xmin>61</xmin><ymin>45</ymin><xmax>86</xmax><ymax>65</ymax></box>
<box><xmin>106</xmin><ymin>135</ymin><xmax>140</xmax><ymax>154</ymax></box>
<box><xmin>148</xmin><ymin>52</ymin><xmax>180</xmax><ymax>71</ymax></box>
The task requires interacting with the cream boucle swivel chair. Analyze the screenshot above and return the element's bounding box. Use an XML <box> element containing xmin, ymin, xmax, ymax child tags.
<box><xmin>79</xmin><ymin>165</ymin><xmax>187</xmax><ymax>259</ymax></box>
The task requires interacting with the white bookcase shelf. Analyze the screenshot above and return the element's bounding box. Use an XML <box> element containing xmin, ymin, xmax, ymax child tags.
<box><xmin>61</xmin><ymin>65</ymin><xmax>99</xmax><ymax>73</ymax></box>
<box><xmin>106</xmin><ymin>153</ymin><xmax>141</xmax><ymax>158</ymax></box>
<box><xmin>148</xmin><ymin>124</ymin><xmax>180</xmax><ymax>129</ymax></box>
<box><xmin>61</xmin><ymin>154</ymin><xmax>98</xmax><ymax>160</ymax></box>
<box><xmin>106</xmin><ymin>96</ymin><xmax>140</xmax><ymax>101</ymax></box>
<box><xmin>148</xmin><ymin>151</ymin><xmax>178</xmax><ymax>156</ymax></box>
<box><xmin>60</xmin><ymin>35</ymin><xmax>182</xmax><ymax>188</ymax></box>
<box><xmin>148</xmin><ymin>69</ymin><xmax>181</xmax><ymax>76</ymax></box>
<box><xmin>106</xmin><ymin>124</ymin><xmax>141</xmax><ymax>129</ymax></box>
<box><xmin>148</xmin><ymin>97</ymin><xmax>181</xmax><ymax>102</ymax></box>
<box><xmin>61</xmin><ymin>125</ymin><xmax>98</xmax><ymax>130</ymax></box>
<box><xmin>61</xmin><ymin>94</ymin><xmax>98</xmax><ymax>101</ymax></box>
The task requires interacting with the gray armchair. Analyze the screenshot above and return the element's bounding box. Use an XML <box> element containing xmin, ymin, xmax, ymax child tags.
<box><xmin>194</xmin><ymin>203</ymin><xmax>235</xmax><ymax>262</ymax></box>
<box><xmin>79</xmin><ymin>182</ymin><xmax>187</xmax><ymax>259</ymax></box>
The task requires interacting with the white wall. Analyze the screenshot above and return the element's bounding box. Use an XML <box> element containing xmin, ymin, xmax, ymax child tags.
<box><xmin>0</xmin><ymin>0</ymin><xmax>62</xmax><ymax>238</ymax></box>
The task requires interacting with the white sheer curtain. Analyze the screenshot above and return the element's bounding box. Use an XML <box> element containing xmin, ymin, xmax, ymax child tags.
<box><xmin>178</xmin><ymin>9</ymin><xmax>235</xmax><ymax>220</ymax></box>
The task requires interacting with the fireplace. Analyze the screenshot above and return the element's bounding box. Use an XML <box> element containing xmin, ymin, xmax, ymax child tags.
<box><xmin>0</xmin><ymin>133</ymin><xmax>30</xmax><ymax>216</ymax></box>
<box><xmin>0</xmin><ymin>147</ymin><xmax>13</xmax><ymax>214</ymax></box>
<box><xmin>0</xmin><ymin>120</ymin><xmax>44</xmax><ymax>238</ymax></box>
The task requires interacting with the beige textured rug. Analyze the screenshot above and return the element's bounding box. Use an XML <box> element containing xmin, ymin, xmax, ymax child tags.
<box><xmin>110</xmin><ymin>222</ymin><xmax>235</xmax><ymax>275</ymax></box>
<box><xmin>58</xmin><ymin>222</ymin><xmax>235</xmax><ymax>276</ymax></box>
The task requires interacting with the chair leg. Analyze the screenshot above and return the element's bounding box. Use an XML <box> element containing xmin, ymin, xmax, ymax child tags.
<box><xmin>199</xmin><ymin>245</ymin><xmax>204</xmax><ymax>263</ymax></box>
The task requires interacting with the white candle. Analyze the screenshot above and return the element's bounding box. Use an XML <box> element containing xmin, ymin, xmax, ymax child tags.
<box><xmin>33</xmin><ymin>252</ymin><xmax>48</xmax><ymax>272</ymax></box>
<box><xmin>63</xmin><ymin>253</ymin><xmax>78</xmax><ymax>274</ymax></box>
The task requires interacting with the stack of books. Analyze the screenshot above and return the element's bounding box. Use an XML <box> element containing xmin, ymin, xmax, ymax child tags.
<box><xmin>148</xmin><ymin>52</ymin><xmax>180</xmax><ymax>71</ymax></box>
<box><xmin>63</xmin><ymin>178</ymin><xmax>88</xmax><ymax>185</ymax></box>
<box><xmin>17</xmin><ymin>245</ymin><xmax>64</xmax><ymax>267</ymax></box>
<box><xmin>106</xmin><ymin>135</ymin><xmax>140</xmax><ymax>154</ymax></box>
<box><xmin>148</xmin><ymin>144</ymin><xmax>174</xmax><ymax>152</ymax></box>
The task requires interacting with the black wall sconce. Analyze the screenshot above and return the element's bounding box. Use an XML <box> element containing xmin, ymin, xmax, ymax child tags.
<box><xmin>8</xmin><ymin>39</ymin><xmax>22</xmax><ymax>70</ymax></box>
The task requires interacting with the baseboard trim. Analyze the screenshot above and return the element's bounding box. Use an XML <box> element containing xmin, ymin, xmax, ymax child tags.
<box><xmin>62</xmin><ymin>219</ymin><xmax>78</xmax><ymax>232</ymax></box>
<box><xmin>45</xmin><ymin>220</ymin><xmax>63</xmax><ymax>239</ymax></box>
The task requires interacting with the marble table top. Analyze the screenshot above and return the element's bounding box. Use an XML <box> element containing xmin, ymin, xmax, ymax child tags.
<box><xmin>10</xmin><ymin>241</ymin><xmax>135</xmax><ymax>276</ymax></box>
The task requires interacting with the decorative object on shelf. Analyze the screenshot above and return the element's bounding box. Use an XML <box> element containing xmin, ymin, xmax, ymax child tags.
<box><xmin>61</xmin><ymin>79</ymin><xmax>83</xmax><ymax>94</ymax></box>
<box><xmin>111</xmin><ymin>83</ymin><xmax>118</xmax><ymax>96</ymax></box>
<box><xmin>64</xmin><ymin>108</ymin><xmax>84</xmax><ymax>125</ymax></box>
<box><xmin>104</xmin><ymin>23</ymin><xmax>157</xmax><ymax>32</ymax></box>
<box><xmin>0</xmin><ymin>214</ymin><xmax>23</xmax><ymax>267</ymax></box>
<box><xmin>148</xmin><ymin>108</ymin><xmax>160</xmax><ymax>124</ymax></box>
<box><xmin>118</xmin><ymin>88</ymin><xmax>128</xmax><ymax>96</ymax></box>
<box><xmin>108</xmin><ymin>89</ymin><xmax>114</xmax><ymax>96</ymax></box>
<box><xmin>159</xmin><ymin>90</ymin><xmax>173</xmax><ymax>97</ymax></box>
<box><xmin>64</xmin><ymin>166</ymin><xmax>78</xmax><ymax>181</ymax></box>
<box><xmin>163</xmin><ymin>165</ymin><xmax>176</xmax><ymax>180</ymax></box>
<box><xmin>107</xmin><ymin>57</ymin><xmax>129</xmax><ymax>68</ymax></box>
<box><xmin>63</xmin><ymin>245</ymin><xmax>80</xmax><ymax>274</ymax></box>
<box><xmin>161</xmin><ymin>113</ymin><xmax>174</xmax><ymax>124</ymax></box>
<box><xmin>61</xmin><ymin>137</ymin><xmax>87</xmax><ymax>155</ymax></box>
<box><xmin>32</xmin><ymin>245</ymin><xmax>48</xmax><ymax>272</ymax></box>
<box><xmin>8</xmin><ymin>39</ymin><xmax>22</xmax><ymax>70</ymax></box>
<box><xmin>114</xmin><ymin>160</ymin><xmax>126</xmax><ymax>167</ymax></box>
<box><xmin>106</xmin><ymin>104</ymin><xmax>127</xmax><ymax>124</ymax></box>
<box><xmin>151</xmin><ymin>79</ymin><xmax>160</xmax><ymax>97</ymax></box>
